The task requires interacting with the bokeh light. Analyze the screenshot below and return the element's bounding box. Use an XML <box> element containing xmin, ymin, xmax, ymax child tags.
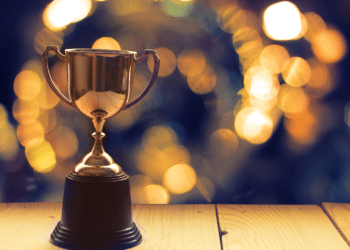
<box><xmin>92</xmin><ymin>37</ymin><xmax>121</xmax><ymax>50</ymax></box>
<box><xmin>209</xmin><ymin>128</ymin><xmax>239</xmax><ymax>158</ymax></box>
<box><xmin>187</xmin><ymin>65</ymin><xmax>217</xmax><ymax>95</ymax></box>
<box><xmin>130</xmin><ymin>175</ymin><xmax>153</xmax><ymax>204</ymax></box>
<box><xmin>162</xmin><ymin>0</ymin><xmax>194</xmax><ymax>18</ymax></box>
<box><xmin>282</xmin><ymin>57</ymin><xmax>311</xmax><ymax>87</ymax></box>
<box><xmin>177</xmin><ymin>50</ymin><xmax>206</xmax><ymax>77</ymax></box>
<box><xmin>263</xmin><ymin>1</ymin><xmax>303</xmax><ymax>41</ymax></box>
<box><xmin>196</xmin><ymin>177</ymin><xmax>215</xmax><ymax>202</ymax></box>
<box><xmin>147</xmin><ymin>47</ymin><xmax>176</xmax><ymax>77</ymax></box>
<box><xmin>244</xmin><ymin>66</ymin><xmax>279</xmax><ymax>101</ymax></box>
<box><xmin>12</xmin><ymin>99</ymin><xmax>40</xmax><ymax>124</ymax></box>
<box><xmin>311</xmin><ymin>28</ymin><xmax>347</xmax><ymax>64</ymax></box>
<box><xmin>306</xmin><ymin>58</ymin><xmax>333</xmax><ymax>97</ymax></box>
<box><xmin>13</xmin><ymin>70</ymin><xmax>41</xmax><ymax>101</ymax></box>
<box><xmin>34</xmin><ymin>28</ymin><xmax>63</xmax><ymax>55</ymax></box>
<box><xmin>48</xmin><ymin>126</ymin><xmax>79</xmax><ymax>159</ymax></box>
<box><xmin>144</xmin><ymin>184</ymin><xmax>170</xmax><ymax>204</ymax></box>
<box><xmin>217</xmin><ymin>4</ymin><xmax>248</xmax><ymax>34</ymax></box>
<box><xmin>235</xmin><ymin>107</ymin><xmax>274</xmax><ymax>144</ymax></box>
<box><xmin>284</xmin><ymin>111</ymin><xmax>318</xmax><ymax>145</ymax></box>
<box><xmin>35</xmin><ymin>81</ymin><xmax>60</xmax><ymax>110</ymax></box>
<box><xmin>0</xmin><ymin>104</ymin><xmax>8</xmax><ymax>130</ymax></box>
<box><xmin>43</xmin><ymin>0</ymin><xmax>92</xmax><ymax>31</ymax></box>
<box><xmin>303</xmin><ymin>12</ymin><xmax>327</xmax><ymax>42</ymax></box>
<box><xmin>259</xmin><ymin>45</ymin><xmax>290</xmax><ymax>74</ymax></box>
<box><xmin>163</xmin><ymin>163</ymin><xmax>197</xmax><ymax>194</ymax></box>
<box><xmin>142</xmin><ymin>125</ymin><xmax>178</xmax><ymax>150</ymax></box>
<box><xmin>243</xmin><ymin>109</ymin><xmax>274</xmax><ymax>144</ymax></box>
<box><xmin>0</xmin><ymin>123</ymin><xmax>19</xmax><ymax>161</ymax></box>
<box><xmin>25</xmin><ymin>139</ymin><xmax>56</xmax><ymax>173</ymax></box>
<box><xmin>278</xmin><ymin>84</ymin><xmax>309</xmax><ymax>115</ymax></box>
<box><xmin>37</xmin><ymin>109</ymin><xmax>58</xmax><ymax>134</ymax></box>
<box><xmin>16</xmin><ymin>121</ymin><xmax>45</xmax><ymax>147</ymax></box>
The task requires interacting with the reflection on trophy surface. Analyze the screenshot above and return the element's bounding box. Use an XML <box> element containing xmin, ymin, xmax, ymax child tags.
<box><xmin>42</xmin><ymin>45</ymin><xmax>160</xmax><ymax>249</ymax></box>
<box><xmin>69</xmin><ymin>50</ymin><xmax>135</xmax><ymax>118</ymax></box>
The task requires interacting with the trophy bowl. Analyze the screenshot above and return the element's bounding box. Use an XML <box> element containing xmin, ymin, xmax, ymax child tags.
<box><xmin>42</xmin><ymin>46</ymin><xmax>160</xmax><ymax>249</ymax></box>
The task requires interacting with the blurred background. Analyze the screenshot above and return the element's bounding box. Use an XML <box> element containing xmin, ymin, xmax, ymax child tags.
<box><xmin>0</xmin><ymin>0</ymin><xmax>349</xmax><ymax>205</ymax></box>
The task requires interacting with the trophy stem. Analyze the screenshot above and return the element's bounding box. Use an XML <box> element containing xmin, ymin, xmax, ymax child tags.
<box><xmin>91</xmin><ymin>110</ymin><xmax>107</xmax><ymax>159</ymax></box>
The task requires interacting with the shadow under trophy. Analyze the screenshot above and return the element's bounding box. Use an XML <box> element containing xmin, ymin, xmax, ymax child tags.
<box><xmin>42</xmin><ymin>46</ymin><xmax>160</xmax><ymax>249</ymax></box>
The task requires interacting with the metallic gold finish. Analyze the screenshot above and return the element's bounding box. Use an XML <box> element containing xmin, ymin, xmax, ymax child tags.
<box><xmin>42</xmin><ymin>46</ymin><xmax>160</xmax><ymax>177</ymax></box>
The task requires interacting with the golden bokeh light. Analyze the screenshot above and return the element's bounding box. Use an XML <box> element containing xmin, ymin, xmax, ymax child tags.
<box><xmin>147</xmin><ymin>47</ymin><xmax>176</xmax><ymax>77</ymax></box>
<box><xmin>177</xmin><ymin>50</ymin><xmax>206</xmax><ymax>77</ymax></box>
<box><xmin>136</xmin><ymin>144</ymin><xmax>191</xmax><ymax>181</ymax></box>
<box><xmin>109</xmin><ymin>108</ymin><xmax>140</xmax><ymax>130</ymax></box>
<box><xmin>237</xmin><ymin>39</ymin><xmax>264</xmax><ymax>63</ymax></box>
<box><xmin>278</xmin><ymin>84</ymin><xmax>309</xmax><ymax>115</ymax></box>
<box><xmin>209</xmin><ymin>128</ymin><xmax>239</xmax><ymax>158</ymax></box>
<box><xmin>233</xmin><ymin>27</ymin><xmax>263</xmax><ymax>60</ymax></box>
<box><xmin>311</xmin><ymin>28</ymin><xmax>347</xmax><ymax>64</ymax></box>
<box><xmin>142</xmin><ymin>125</ymin><xmax>178</xmax><ymax>151</ymax></box>
<box><xmin>217</xmin><ymin>5</ymin><xmax>248</xmax><ymax>34</ymax></box>
<box><xmin>303</xmin><ymin>12</ymin><xmax>327</xmax><ymax>42</ymax></box>
<box><xmin>12</xmin><ymin>99</ymin><xmax>40</xmax><ymax>124</ymax></box>
<box><xmin>187</xmin><ymin>65</ymin><xmax>217</xmax><ymax>94</ymax></box>
<box><xmin>250</xmin><ymin>70</ymin><xmax>279</xmax><ymax>101</ymax></box>
<box><xmin>263</xmin><ymin>1</ymin><xmax>303</xmax><ymax>41</ymax></box>
<box><xmin>234</xmin><ymin>107</ymin><xmax>274</xmax><ymax>144</ymax></box>
<box><xmin>244</xmin><ymin>66</ymin><xmax>279</xmax><ymax>101</ymax></box>
<box><xmin>35</xmin><ymin>81</ymin><xmax>60</xmax><ymax>110</ymax></box>
<box><xmin>107</xmin><ymin>0</ymin><xmax>149</xmax><ymax>16</ymax></box>
<box><xmin>16</xmin><ymin>121</ymin><xmax>45</xmax><ymax>147</ymax></box>
<box><xmin>284</xmin><ymin>111</ymin><xmax>318</xmax><ymax>145</ymax></box>
<box><xmin>0</xmin><ymin>123</ymin><xmax>19</xmax><ymax>161</ymax></box>
<box><xmin>163</xmin><ymin>163</ymin><xmax>197</xmax><ymax>194</ymax></box>
<box><xmin>13</xmin><ymin>70</ymin><xmax>41</xmax><ymax>101</ymax></box>
<box><xmin>34</xmin><ymin>28</ymin><xmax>63</xmax><ymax>55</ymax></box>
<box><xmin>48</xmin><ymin>126</ymin><xmax>79</xmax><ymax>159</ymax></box>
<box><xmin>43</xmin><ymin>0</ymin><xmax>92</xmax><ymax>31</ymax></box>
<box><xmin>306</xmin><ymin>58</ymin><xmax>333</xmax><ymax>97</ymax></box>
<box><xmin>144</xmin><ymin>184</ymin><xmax>170</xmax><ymax>204</ymax></box>
<box><xmin>92</xmin><ymin>37</ymin><xmax>121</xmax><ymax>50</ymax></box>
<box><xmin>259</xmin><ymin>45</ymin><xmax>290</xmax><ymax>74</ymax></box>
<box><xmin>0</xmin><ymin>104</ymin><xmax>8</xmax><ymax>130</ymax></box>
<box><xmin>25</xmin><ymin>139</ymin><xmax>56</xmax><ymax>173</ymax></box>
<box><xmin>196</xmin><ymin>177</ymin><xmax>215</xmax><ymax>202</ymax></box>
<box><xmin>282</xmin><ymin>57</ymin><xmax>311</xmax><ymax>87</ymax></box>
<box><xmin>232</xmin><ymin>27</ymin><xmax>260</xmax><ymax>50</ymax></box>
<box><xmin>249</xmin><ymin>94</ymin><xmax>278</xmax><ymax>111</ymax></box>
<box><xmin>243</xmin><ymin>109</ymin><xmax>274</xmax><ymax>144</ymax></box>
<box><xmin>130</xmin><ymin>175</ymin><xmax>153</xmax><ymax>204</ymax></box>
<box><xmin>37</xmin><ymin>109</ymin><xmax>58</xmax><ymax>134</ymax></box>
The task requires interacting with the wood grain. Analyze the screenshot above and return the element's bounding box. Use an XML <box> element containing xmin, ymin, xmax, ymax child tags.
<box><xmin>0</xmin><ymin>203</ymin><xmax>221</xmax><ymax>250</ymax></box>
<box><xmin>322</xmin><ymin>203</ymin><xmax>350</xmax><ymax>246</ymax></box>
<box><xmin>217</xmin><ymin>204</ymin><xmax>350</xmax><ymax>250</ymax></box>
<box><xmin>0</xmin><ymin>202</ymin><xmax>62</xmax><ymax>250</ymax></box>
<box><xmin>132</xmin><ymin>204</ymin><xmax>221</xmax><ymax>250</ymax></box>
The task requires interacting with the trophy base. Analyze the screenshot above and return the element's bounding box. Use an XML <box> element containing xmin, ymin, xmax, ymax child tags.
<box><xmin>50</xmin><ymin>171</ymin><xmax>141</xmax><ymax>249</ymax></box>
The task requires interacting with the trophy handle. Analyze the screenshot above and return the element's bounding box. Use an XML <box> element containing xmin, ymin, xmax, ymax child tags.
<box><xmin>42</xmin><ymin>46</ymin><xmax>75</xmax><ymax>108</ymax></box>
<box><xmin>124</xmin><ymin>49</ymin><xmax>160</xmax><ymax>110</ymax></box>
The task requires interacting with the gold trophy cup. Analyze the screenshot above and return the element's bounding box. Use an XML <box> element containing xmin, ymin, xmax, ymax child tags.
<box><xmin>42</xmin><ymin>46</ymin><xmax>160</xmax><ymax>249</ymax></box>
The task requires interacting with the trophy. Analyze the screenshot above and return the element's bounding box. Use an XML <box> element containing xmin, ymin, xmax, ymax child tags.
<box><xmin>42</xmin><ymin>46</ymin><xmax>160</xmax><ymax>249</ymax></box>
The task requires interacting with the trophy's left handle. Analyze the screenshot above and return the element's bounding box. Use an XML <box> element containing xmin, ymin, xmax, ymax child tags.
<box><xmin>124</xmin><ymin>49</ymin><xmax>160</xmax><ymax>110</ymax></box>
<box><xmin>42</xmin><ymin>46</ymin><xmax>75</xmax><ymax>108</ymax></box>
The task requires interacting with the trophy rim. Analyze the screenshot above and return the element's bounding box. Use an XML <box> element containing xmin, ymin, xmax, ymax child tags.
<box><xmin>65</xmin><ymin>48</ymin><xmax>137</xmax><ymax>55</ymax></box>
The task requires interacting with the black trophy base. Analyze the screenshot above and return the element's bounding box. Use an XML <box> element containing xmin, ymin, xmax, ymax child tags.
<box><xmin>50</xmin><ymin>171</ymin><xmax>141</xmax><ymax>249</ymax></box>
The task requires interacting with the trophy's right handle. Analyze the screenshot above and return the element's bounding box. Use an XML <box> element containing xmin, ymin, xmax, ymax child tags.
<box><xmin>42</xmin><ymin>46</ymin><xmax>75</xmax><ymax>108</ymax></box>
<box><xmin>124</xmin><ymin>49</ymin><xmax>160</xmax><ymax>110</ymax></box>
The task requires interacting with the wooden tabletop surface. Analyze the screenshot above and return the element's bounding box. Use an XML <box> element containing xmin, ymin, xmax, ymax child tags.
<box><xmin>0</xmin><ymin>202</ymin><xmax>349</xmax><ymax>250</ymax></box>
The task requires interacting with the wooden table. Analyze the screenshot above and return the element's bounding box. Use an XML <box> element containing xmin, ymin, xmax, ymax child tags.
<box><xmin>0</xmin><ymin>203</ymin><xmax>349</xmax><ymax>249</ymax></box>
